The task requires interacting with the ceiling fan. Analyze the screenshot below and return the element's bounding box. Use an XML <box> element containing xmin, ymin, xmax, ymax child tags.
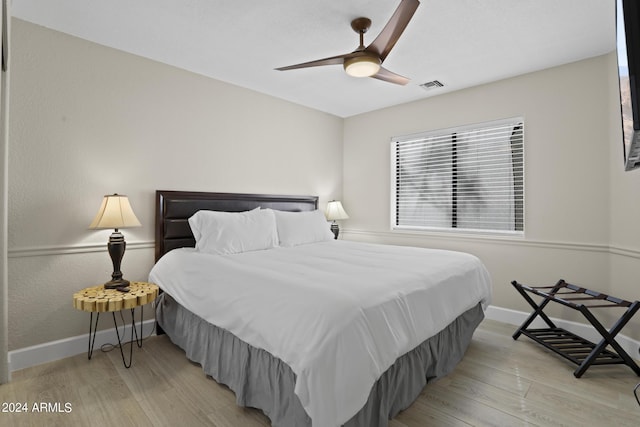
<box><xmin>275</xmin><ymin>0</ymin><xmax>420</xmax><ymax>85</ymax></box>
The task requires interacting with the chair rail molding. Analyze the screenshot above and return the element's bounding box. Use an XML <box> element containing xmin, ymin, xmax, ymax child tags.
<box><xmin>8</xmin><ymin>241</ymin><xmax>155</xmax><ymax>258</ymax></box>
<box><xmin>342</xmin><ymin>228</ymin><xmax>640</xmax><ymax>258</ymax></box>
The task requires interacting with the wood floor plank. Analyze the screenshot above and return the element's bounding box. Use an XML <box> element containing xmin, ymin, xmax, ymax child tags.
<box><xmin>453</xmin><ymin>357</ymin><xmax>533</xmax><ymax>397</ymax></box>
<box><xmin>1</xmin><ymin>318</ymin><xmax>639</xmax><ymax>426</ymax></box>
<box><xmin>524</xmin><ymin>382</ymin><xmax>639</xmax><ymax>427</ymax></box>
<box><xmin>394</xmin><ymin>397</ymin><xmax>473</xmax><ymax>427</ymax></box>
<box><xmin>440</xmin><ymin>370</ymin><xmax>593</xmax><ymax>426</ymax></box>
<box><xmin>418</xmin><ymin>384</ymin><xmax>531</xmax><ymax>427</ymax></box>
<box><xmin>205</xmin><ymin>403</ymin><xmax>272</xmax><ymax>427</ymax></box>
<box><xmin>468</xmin><ymin>328</ymin><xmax>636</xmax><ymax>388</ymax></box>
<box><xmin>141</xmin><ymin>336</ymin><xmax>239</xmax><ymax>412</ymax></box>
<box><xmin>1</xmin><ymin>352</ymin><xmax>150</xmax><ymax>427</ymax></box>
<box><xmin>469</xmin><ymin>320</ymin><xmax>640</xmax><ymax>412</ymax></box>
<box><xmin>105</xmin><ymin>341</ymin><xmax>219</xmax><ymax>426</ymax></box>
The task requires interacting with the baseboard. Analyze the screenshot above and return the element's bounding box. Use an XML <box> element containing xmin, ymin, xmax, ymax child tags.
<box><xmin>484</xmin><ymin>305</ymin><xmax>640</xmax><ymax>360</ymax></box>
<box><xmin>8</xmin><ymin>306</ymin><xmax>639</xmax><ymax>373</ymax></box>
<box><xmin>8</xmin><ymin>319</ymin><xmax>156</xmax><ymax>372</ymax></box>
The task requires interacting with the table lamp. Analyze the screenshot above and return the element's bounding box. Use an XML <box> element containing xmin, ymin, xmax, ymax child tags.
<box><xmin>89</xmin><ymin>194</ymin><xmax>141</xmax><ymax>290</ymax></box>
<box><xmin>325</xmin><ymin>200</ymin><xmax>349</xmax><ymax>239</ymax></box>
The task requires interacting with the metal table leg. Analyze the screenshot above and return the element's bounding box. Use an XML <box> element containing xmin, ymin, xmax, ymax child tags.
<box><xmin>86</xmin><ymin>306</ymin><xmax>146</xmax><ymax>368</ymax></box>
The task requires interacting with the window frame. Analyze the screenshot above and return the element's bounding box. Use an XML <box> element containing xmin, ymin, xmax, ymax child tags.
<box><xmin>390</xmin><ymin>117</ymin><xmax>525</xmax><ymax>237</ymax></box>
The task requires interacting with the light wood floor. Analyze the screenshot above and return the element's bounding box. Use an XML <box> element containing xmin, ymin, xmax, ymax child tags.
<box><xmin>1</xmin><ymin>319</ymin><xmax>639</xmax><ymax>426</ymax></box>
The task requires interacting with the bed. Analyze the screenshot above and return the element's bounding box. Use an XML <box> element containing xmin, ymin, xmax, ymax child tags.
<box><xmin>151</xmin><ymin>190</ymin><xmax>492</xmax><ymax>427</ymax></box>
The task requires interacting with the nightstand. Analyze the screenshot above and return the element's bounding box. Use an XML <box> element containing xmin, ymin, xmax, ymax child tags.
<box><xmin>73</xmin><ymin>281</ymin><xmax>159</xmax><ymax>368</ymax></box>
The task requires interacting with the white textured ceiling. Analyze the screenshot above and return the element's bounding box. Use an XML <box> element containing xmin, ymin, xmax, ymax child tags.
<box><xmin>13</xmin><ymin>0</ymin><xmax>615</xmax><ymax>118</ymax></box>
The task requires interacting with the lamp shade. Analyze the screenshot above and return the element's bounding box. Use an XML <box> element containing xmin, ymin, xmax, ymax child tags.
<box><xmin>89</xmin><ymin>194</ymin><xmax>141</xmax><ymax>230</ymax></box>
<box><xmin>325</xmin><ymin>201</ymin><xmax>349</xmax><ymax>221</ymax></box>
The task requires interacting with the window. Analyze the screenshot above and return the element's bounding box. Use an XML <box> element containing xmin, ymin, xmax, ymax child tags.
<box><xmin>391</xmin><ymin>118</ymin><xmax>524</xmax><ymax>235</ymax></box>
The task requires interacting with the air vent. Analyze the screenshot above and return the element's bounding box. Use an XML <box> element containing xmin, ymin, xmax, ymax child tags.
<box><xmin>420</xmin><ymin>80</ymin><xmax>444</xmax><ymax>90</ymax></box>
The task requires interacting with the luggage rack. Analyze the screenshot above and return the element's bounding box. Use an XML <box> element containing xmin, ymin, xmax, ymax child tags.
<box><xmin>511</xmin><ymin>279</ymin><xmax>640</xmax><ymax>378</ymax></box>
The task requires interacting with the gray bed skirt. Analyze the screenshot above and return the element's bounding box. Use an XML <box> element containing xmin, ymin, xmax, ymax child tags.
<box><xmin>156</xmin><ymin>294</ymin><xmax>484</xmax><ymax>427</ymax></box>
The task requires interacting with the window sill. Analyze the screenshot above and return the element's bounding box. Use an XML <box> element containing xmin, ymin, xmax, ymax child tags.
<box><xmin>391</xmin><ymin>225</ymin><xmax>524</xmax><ymax>241</ymax></box>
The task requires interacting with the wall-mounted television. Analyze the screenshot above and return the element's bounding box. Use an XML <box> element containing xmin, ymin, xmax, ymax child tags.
<box><xmin>617</xmin><ymin>0</ymin><xmax>640</xmax><ymax>171</ymax></box>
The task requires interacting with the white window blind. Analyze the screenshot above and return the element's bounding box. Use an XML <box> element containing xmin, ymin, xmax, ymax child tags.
<box><xmin>392</xmin><ymin>118</ymin><xmax>524</xmax><ymax>234</ymax></box>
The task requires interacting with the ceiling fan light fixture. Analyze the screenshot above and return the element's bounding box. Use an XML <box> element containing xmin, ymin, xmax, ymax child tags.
<box><xmin>276</xmin><ymin>0</ymin><xmax>419</xmax><ymax>85</ymax></box>
<box><xmin>343</xmin><ymin>55</ymin><xmax>381</xmax><ymax>78</ymax></box>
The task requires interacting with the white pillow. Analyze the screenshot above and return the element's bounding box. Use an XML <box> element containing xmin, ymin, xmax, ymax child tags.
<box><xmin>272</xmin><ymin>209</ymin><xmax>334</xmax><ymax>247</ymax></box>
<box><xmin>188</xmin><ymin>208</ymin><xmax>278</xmax><ymax>255</ymax></box>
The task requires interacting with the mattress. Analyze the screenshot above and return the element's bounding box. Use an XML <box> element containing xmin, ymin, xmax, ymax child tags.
<box><xmin>149</xmin><ymin>240</ymin><xmax>492</xmax><ymax>426</ymax></box>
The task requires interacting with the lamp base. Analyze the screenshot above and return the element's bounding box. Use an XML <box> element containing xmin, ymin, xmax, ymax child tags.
<box><xmin>330</xmin><ymin>222</ymin><xmax>339</xmax><ymax>240</ymax></box>
<box><xmin>105</xmin><ymin>230</ymin><xmax>130</xmax><ymax>292</ymax></box>
<box><xmin>103</xmin><ymin>279</ymin><xmax>130</xmax><ymax>291</ymax></box>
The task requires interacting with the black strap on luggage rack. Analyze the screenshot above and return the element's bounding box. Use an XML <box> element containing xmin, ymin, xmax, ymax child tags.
<box><xmin>511</xmin><ymin>279</ymin><xmax>640</xmax><ymax>378</ymax></box>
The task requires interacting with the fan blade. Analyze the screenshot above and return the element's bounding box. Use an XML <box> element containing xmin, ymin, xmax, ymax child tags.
<box><xmin>275</xmin><ymin>52</ymin><xmax>357</xmax><ymax>71</ymax></box>
<box><xmin>371</xmin><ymin>67</ymin><xmax>410</xmax><ymax>85</ymax></box>
<box><xmin>366</xmin><ymin>0</ymin><xmax>419</xmax><ymax>63</ymax></box>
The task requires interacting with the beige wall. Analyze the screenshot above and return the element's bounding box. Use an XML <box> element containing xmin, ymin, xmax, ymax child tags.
<box><xmin>10</xmin><ymin>17</ymin><xmax>640</xmax><ymax>353</ymax></box>
<box><xmin>343</xmin><ymin>53</ymin><xmax>640</xmax><ymax>339</ymax></box>
<box><xmin>8</xmin><ymin>19</ymin><xmax>343</xmax><ymax>350</ymax></box>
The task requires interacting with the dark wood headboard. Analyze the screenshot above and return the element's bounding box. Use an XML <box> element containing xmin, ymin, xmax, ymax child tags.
<box><xmin>155</xmin><ymin>190</ymin><xmax>319</xmax><ymax>261</ymax></box>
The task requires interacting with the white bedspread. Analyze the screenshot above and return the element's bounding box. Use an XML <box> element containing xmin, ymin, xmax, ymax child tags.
<box><xmin>149</xmin><ymin>240</ymin><xmax>492</xmax><ymax>427</ymax></box>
